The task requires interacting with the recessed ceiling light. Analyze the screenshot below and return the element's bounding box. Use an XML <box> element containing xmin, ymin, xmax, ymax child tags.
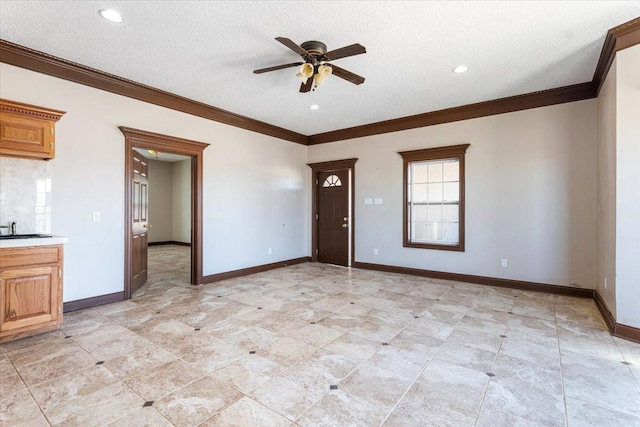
<box><xmin>453</xmin><ymin>65</ymin><xmax>468</xmax><ymax>74</ymax></box>
<box><xmin>99</xmin><ymin>9</ymin><xmax>123</xmax><ymax>23</ymax></box>
<box><xmin>310</xmin><ymin>104</ymin><xmax>320</xmax><ymax>110</ymax></box>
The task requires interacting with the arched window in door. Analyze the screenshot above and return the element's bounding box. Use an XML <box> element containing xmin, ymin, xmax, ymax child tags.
<box><xmin>322</xmin><ymin>174</ymin><xmax>342</xmax><ymax>187</ymax></box>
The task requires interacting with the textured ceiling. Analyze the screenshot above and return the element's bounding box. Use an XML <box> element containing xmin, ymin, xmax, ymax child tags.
<box><xmin>1</xmin><ymin>1</ymin><xmax>639</xmax><ymax>135</ymax></box>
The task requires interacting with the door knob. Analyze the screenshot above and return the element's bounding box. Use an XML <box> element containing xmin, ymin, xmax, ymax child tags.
<box><xmin>343</xmin><ymin>217</ymin><xmax>348</xmax><ymax>221</ymax></box>
<box><xmin>342</xmin><ymin>223</ymin><xmax>348</xmax><ymax>228</ymax></box>
<box><xmin>143</xmin><ymin>224</ymin><xmax>152</xmax><ymax>229</ymax></box>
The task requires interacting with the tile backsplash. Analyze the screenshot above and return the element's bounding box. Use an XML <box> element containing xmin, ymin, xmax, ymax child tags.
<box><xmin>0</xmin><ymin>157</ymin><xmax>52</xmax><ymax>235</ymax></box>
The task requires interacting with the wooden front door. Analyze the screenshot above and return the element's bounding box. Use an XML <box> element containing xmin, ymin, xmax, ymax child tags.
<box><xmin>318</xmin><ymin>169</ymin><xmax>350</xmax><ymax>266</ymax></box>
<box><xmin>131</xmin><ymin>150</ymin><xmax>149</xmax><ymax>293</ymax></box>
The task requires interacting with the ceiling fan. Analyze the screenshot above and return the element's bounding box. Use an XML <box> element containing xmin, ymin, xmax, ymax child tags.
<box><xmin>253</xmin><ymin>37</ymin><xmax>366</xmax><ymax>93</ymax></box>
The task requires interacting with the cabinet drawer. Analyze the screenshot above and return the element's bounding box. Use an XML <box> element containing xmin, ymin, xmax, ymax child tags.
<box><xmin>0</xmin><ymin>245</ymin><xmax>62</xmax><ymax>268</ymax></box>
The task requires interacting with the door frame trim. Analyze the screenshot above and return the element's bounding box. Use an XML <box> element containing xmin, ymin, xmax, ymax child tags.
<box><xmin>307</xmin><ymin>158</ymin><xmax>358</xmax><ymax>265</ymax></box>
<box><xmin>120</xmin><ymin>127</ymin><xmax>209</xmax><ymax>298</ymax></box>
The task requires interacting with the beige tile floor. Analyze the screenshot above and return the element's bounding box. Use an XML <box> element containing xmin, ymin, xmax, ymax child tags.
<box><xmin>2</xmin><ymin>245</ymin><xmax>640</xmax><ymax>426</ymax></box>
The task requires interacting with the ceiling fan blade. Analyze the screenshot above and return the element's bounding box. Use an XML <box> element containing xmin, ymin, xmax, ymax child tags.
<box><xmin>323</xmin><ymin>43</ymin><xmax>366</xmax><ymax>61</ymax></box>
<box><xmin>330</xmin><ymin>64</ymin><xmax>365</xmax><ymax>85</ymax></box>
<box><xmin>253</xmin><ymin>62</ymin><xmax>303</xmax><ymax>74</ymax></box>
<box><xmin>275</xmin><ymin>37</ymin><xmax>309</xmax><ymax>57</ymax></box>
<box><xmin>300</xmin><ymin>77</ymin><xmax>313</xmax><ymax>93</ymax></box>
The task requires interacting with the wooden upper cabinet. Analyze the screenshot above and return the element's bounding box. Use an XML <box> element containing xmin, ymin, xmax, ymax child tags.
<box><xmin>0</xmin><ymin>99</ymin><xmax>66</xmax><ymax>160</ymax></box>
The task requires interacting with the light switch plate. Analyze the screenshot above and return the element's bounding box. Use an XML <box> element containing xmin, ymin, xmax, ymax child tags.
<box><xmin>364</xmin><ymin>198</ymin><xmax>373</xmax><ymax>205</ymax></box>
<box><xmin>374</xmin><ymin>198</ymin><xmax>383</xmax><ymax>205</ymax></box>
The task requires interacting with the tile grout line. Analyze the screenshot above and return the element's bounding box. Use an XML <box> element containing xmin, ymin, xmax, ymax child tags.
<box><xmin>553</xmin><ymin>300</ymin><xmax>571</xmax><ymax>427</ymax></box>
<box><xmin>2</xmin><ymin>344</ymin><xmax>54</xmax><ymax>426</ymax></box>
<box><xmin>472</xmin><ymin>291</ymin><xmax>515</xmax><ymax>426</ymax></box>
<box><xmin>290</xmin><ymin>279</ymin><xmax>445</xmax><ymax>424</ymax></box>
<box><xmin>63</xmin><ymin>303</ymin><xmax>196</xmax><ymax>425</ymax></box>
<box><xmin>9</xmin><ymin>256</ymin><xmax>635</xmax><ymax>427</ymax></box>
<box><xmin>285</xmin><ymin>327</ymin><xmax>372</xmax><ymax>423</ymax></box>
<box><xmin>376</xmin><ymin>281</ymin><xmax>479</xmax><ymax>426</ymax></box>
<box><xmin>4</xmin><ymin>331</ymin><xmax>114</xmax><ymax>425</ymax></box>
<box><xmin>611</xmin><ymin>335</ymin><xmax>640</xmax><ymax>390</ymax></box>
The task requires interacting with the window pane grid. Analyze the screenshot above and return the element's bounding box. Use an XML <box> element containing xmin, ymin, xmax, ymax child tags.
<box><xmin>408</xmin><ymin>158</ymin><xmax>459</xmax><ymax>244</ymax></box>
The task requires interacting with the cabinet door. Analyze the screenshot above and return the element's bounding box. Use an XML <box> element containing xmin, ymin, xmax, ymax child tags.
<box><xmin>0</xmin><ymin>266</ymin><xmax>59</xmax><ymax>332</ymax></box>
<box><xmin>0</xmin><ymin>114</ymin><xmax>55</xmax><ymax>159</ymax></box>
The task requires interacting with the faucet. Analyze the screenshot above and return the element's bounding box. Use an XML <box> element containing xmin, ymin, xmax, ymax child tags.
<box><xmin>10</xmin><ymin>222</ymin><xmax>16</xmax><ymax>235</ymax></box>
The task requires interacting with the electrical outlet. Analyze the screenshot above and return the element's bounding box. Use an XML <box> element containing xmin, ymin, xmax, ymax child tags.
<box><xmin>501</xmin><ymin>259</ymin><xmax>508</xmax><ymax>268</ymax></box>
<box><xmin>604</xmin><ymin>277</ymin><xmax>607</xmax><ymax>289</ymax></box>
<box><xmin>92</xmin><ymin>212</ymin><xmax>100</xmax><ymax>222</ymax></box>
<box><xmin>374</xmin><ymin>248</ymin><xmax>379</xmax><ymax>255</ymax></box>
<box><xmin>268</xmin><ymin>248</ymin><xmax>272</xmax><ymax>255</ymax></box>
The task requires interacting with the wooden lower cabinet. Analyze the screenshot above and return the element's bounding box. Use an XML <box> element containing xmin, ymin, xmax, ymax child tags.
<box><xmin>0</xmin><ymin>245</ymin><xmax>63</xmax><ymax>342</ymax></box>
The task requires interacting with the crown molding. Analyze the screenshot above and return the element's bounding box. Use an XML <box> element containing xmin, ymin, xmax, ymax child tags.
<box><xmin>0</xmin><ymin>39</ymin><xmax>308</xmax><ymax>145</ymax></box>
<box><xmin>308</xmin><ymin>82</ymin><xmax>595</xmax><ymax>145</ymax></box>
<box><xmin>0</xmin><ymin>98</ymin><xmax>65</xmax><ymax>121</ymax></box>
<box><xmin>1</xmin><ymin>17</ymin><xmax>637</xmax><ymax>146</ymax></box>
<box><xmin>611</xmin><ymin>16</ymin><xmax>640</xmax><ymax>52</ymax></box>
<box><xmin>308</xmin><ymin>16</ymin><xmax>639</xmax><ymax>145</ymax></box>
<box><xmin>593</xmin><ymin>17</ymin><xmax>640</xmax><ymax>96</ymax></box>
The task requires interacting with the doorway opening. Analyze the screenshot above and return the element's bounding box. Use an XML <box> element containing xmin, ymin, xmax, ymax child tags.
<box><xmin>135</xmin><ymin>147</ymin><xmax>192</xmax><ymax>288</ymax></box>
<box><xmin>121</xmin><ymin>127</ymin><xmax>209</xmax><ymax>299</ymax></box>
<box><xmin>308</xmin><ymin>158</ymin><xmax>358</xmax><ymax>267</ymax></box>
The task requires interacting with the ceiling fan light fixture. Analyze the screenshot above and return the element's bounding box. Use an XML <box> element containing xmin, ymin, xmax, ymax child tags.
<box><xmin>99</xmin><ymin>9</ymin><xmax>123</xmax><ymax>23</ymax></box>
<box><xmin>310</xmin><ymin>104</ymin><xmax>320</xmax><ymax>110</ymax></box>
<box><xmin>453</xmin><ymin>65</ymin><xmax>468</xmax><ymax>74</ymax></box>
<box><xmin>314</xmin><ymin>64</ymin><xmax>333</xmax><ymax>87</ymax></box>
<box><xmin>296</xmin><ymin>63</ymin><xmax>314</xmax><ymax>83</ymax></box>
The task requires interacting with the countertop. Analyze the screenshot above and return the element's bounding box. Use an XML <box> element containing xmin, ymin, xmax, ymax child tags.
<box><xmin>0</xmin><ymin>235</ymin><xmax>68</xmax><ymax>249</ymax></box>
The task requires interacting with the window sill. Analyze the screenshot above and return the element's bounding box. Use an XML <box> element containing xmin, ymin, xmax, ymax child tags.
<box><xmin>403</xmin><ymin>242</ymin><xmax>465</xmax><ymax>252</ymax></box>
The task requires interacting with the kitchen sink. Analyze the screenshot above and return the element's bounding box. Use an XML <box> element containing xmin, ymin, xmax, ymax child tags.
<box><xmin>0</xmin><ymin>234</ymin><xmax>53</xmax><ymax>240</ymax></box>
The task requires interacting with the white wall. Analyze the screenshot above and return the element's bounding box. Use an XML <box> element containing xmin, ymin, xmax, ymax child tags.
<box><xmin>147</xmin><ymin>158</ymin><xmax>191</xmax><ymax>244</ymax></box>
<box><xmin>0</xmin><ymin>61</ymin><xmax>611</xmax><ymax>302</ymax></box>
<box><xmin>147</xmin><ymin>159</ymin><xmax>174</xmax><ymax>243</ymax></box>
<box><xmin>615</xmin><ymin>44</ymin><xmax>640</xmax><ymax>328</ymax></box>
<box><xmin>172</xmin><ymin>159</ymin><xmax>191</xmax><ymax>243</ymax></box>
<box><xmin>596</xmin><ymin>59</ymin><xmax>618</xmax><ymax>316</ymax></box>
<box><xmin>308</xmin><ymin>100</ymin><xmax>598</xmax><ymax>289</ymax></box>
<box><xmin>0</xmin><ymin>63</ymin><xmax>309</xmax><ymax>302</ymax></box>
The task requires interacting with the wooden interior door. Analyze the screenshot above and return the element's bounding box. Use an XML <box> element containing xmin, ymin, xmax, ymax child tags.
<box><xmin>131</xmin><ymin>150</ymin><xmax>149</xmax><ymax>293</ymax></box>
<box><xmin>318</xmin><ymin>169</ymin><xmax>350</xmax><ymax>266</ymax></box>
